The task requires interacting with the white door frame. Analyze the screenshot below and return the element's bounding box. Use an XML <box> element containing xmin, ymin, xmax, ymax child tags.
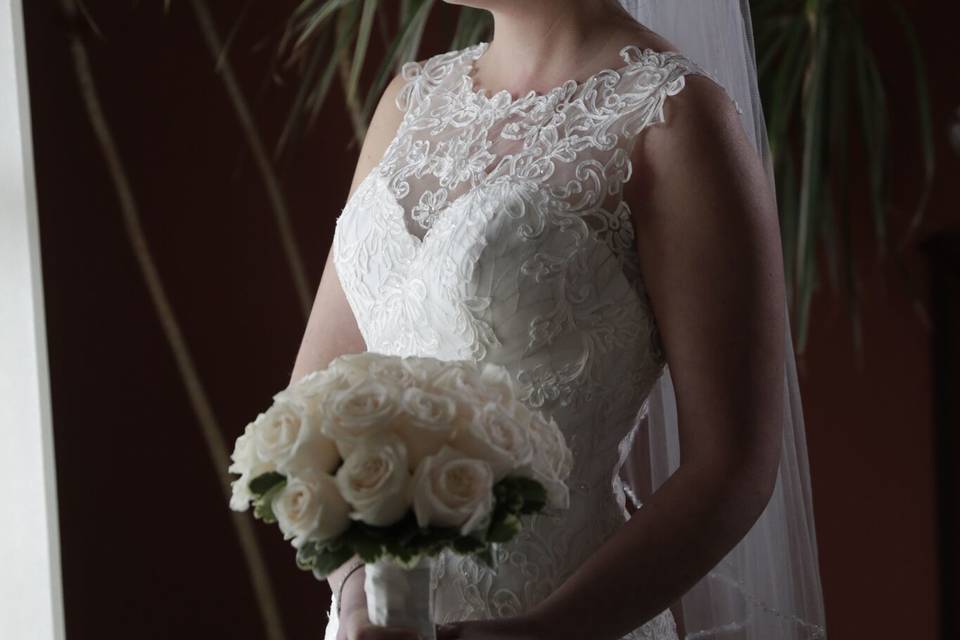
<box><xmin>0</xmin><ymin>1</ymin><xmax>66</xmax><ymax>638</ymax></box>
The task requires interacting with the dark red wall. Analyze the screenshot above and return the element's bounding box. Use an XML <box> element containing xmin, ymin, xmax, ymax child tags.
<box><xmin>799</xmin><ymin>2</ymin><xmax>958</xmax><ymax>637</ymax></box>
<box><xmin>23</xmin><ymin>1</ymin><xmax>956</xmax><ymax>638</ymax></box>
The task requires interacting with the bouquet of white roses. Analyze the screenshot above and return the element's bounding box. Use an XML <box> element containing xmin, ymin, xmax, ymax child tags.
<box><xmin>227</xmin><ymin>352</ymin><xmax>572</xmax><ymax>638</ymax></box>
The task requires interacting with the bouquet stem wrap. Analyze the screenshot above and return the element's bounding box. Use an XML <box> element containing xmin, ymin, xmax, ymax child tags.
<box><xmin>364</xmin><ymin>555</ymin><xmax>436</xmax><ymax>640</ymax></box>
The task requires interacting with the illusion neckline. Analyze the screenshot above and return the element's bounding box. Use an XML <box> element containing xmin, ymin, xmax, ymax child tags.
<box><xmin>460</xmin><ymin>41</ymin><xmax>680</xmax><ymax>107</ymax></box>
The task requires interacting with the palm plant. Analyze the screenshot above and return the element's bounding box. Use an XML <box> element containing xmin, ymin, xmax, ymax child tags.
<box><xmin>267</xmin><ymin>0</ymin><xmax>934</xmax><ymax>356</ymax></box>
<box><xmin>751</xmin><ymin>0</ymin><xmax>933</xmax><ymax>355</ymax></box>
<box><xmin>272</xmin><ymin>1</ymin><xmax>491</xmax><ymax>154</ymax></box>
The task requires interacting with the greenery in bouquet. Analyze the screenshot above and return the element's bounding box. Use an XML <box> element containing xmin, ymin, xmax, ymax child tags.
<box><xmin>227</xmin><ymin>353</ymin><xmax>573</xmax><ymax>579</ymax></box>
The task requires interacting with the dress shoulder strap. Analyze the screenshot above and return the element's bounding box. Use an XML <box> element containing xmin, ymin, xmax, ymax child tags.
<box><xmin>395</xmin><ymin>44</ymin><xmax>479</xmax><ymax>116</ymax></box>
<box><xmin>614</xmin><ymin>46</ymin><xmax>743</xmax><ymax>137</ymax></box>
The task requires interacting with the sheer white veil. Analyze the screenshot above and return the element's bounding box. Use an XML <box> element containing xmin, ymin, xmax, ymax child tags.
<box><xmin>616</xmin><ymin>1</ymin><xmax>828</xmax><ymax>638</ymax></box>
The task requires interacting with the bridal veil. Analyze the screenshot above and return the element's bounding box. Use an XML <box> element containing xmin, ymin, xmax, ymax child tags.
<box><xmin>616</xmin><ymin>1</ymin><xmax>829</xmax><ymax>638</ymax></box>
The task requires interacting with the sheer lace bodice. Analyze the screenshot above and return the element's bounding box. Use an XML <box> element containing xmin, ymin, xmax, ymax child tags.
<box><xmin>326</xmin><ymin>42</ymin><xmax>712</xmax><ymax>640</ymax></box>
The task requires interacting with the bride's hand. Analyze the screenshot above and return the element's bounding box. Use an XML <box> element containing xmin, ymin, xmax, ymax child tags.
<box><xmin>435</xmin><ymin>613</ymin><xmax>551</xmax><ymax>640</ymax></box>
<box><xmin>339</xmin><ymin>607</ymin><xmax>422</xmax><ymax>640</ymax></box>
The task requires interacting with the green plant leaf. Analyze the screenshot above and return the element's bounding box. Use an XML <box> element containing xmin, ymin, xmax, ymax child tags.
<box><xmin>347</xmin><ymin>0</ymin><xmax>378</xmax><ymax>106</ymax></box>
<box><xmin>289</xmin><ymin>0</ymin><xmax>356</xmax><ymax>53</ymax></box>
<box><xmin>886</xmin><ymin>0</ymin><xmax>935</xmax><ymax>244</ymax></box>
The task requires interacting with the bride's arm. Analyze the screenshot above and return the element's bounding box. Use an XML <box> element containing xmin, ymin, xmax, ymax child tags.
<box><xmin>287</xmin><ymin>73</ymin><xmax>411</xmax><ymax>640</ymax></box>
<box><xmin>523</xmin><ymin>75</ymin><xmax>786</xmax><ymax>640</ymax></box>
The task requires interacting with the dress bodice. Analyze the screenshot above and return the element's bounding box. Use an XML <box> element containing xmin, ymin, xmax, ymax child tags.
<box><xmin>330</xmin><ymin>42</ymin><xmax>709</xmax><ymax>640</ymax></box>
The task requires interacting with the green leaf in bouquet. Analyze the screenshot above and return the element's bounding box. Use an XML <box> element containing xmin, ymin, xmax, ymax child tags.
<box><xmin>295</xmin><ymin>540</ymin><xmax>321</xmax><ymax>571</ymax></box>
<box><xmin>346</xmin><ymin>526</ymin><xmax>385</xmax><ymax>563</ymax></box>
<box><xmin>451</xmin><ymin>535</ymin><xmax>485</xmax><ymax>554</ymax></box>
<box><xmin>389</xmin><ymin>549</ymin><xmax>425</xmax><ymax>569</ymax></box>
<box><xmin>502</xmin><ymin>491</ymin><xmax>523</xmax><ymax>513</ymax></box>
<box><xmin>249</xmin><ymin>471</ymin><xmax>286</xmax><ymax>497</ymax></box>
<box><xmin>410</xmin><ymin>525</ymin><xmax>460</xmax><ymax>555</ymax></box>
<box><xmin>392</xmin><ymin>513</ymin><xmax>421</xmax><ymax>546</ymax></box>
<box><xmin>474</xmin><ymin>545</ymin><xmax>495</xmax><ymax>569</ymax></box>
<box><xmin>310</xmin><ymin>542</ymin><xmax>356</xmax><ymax>579</ymax></box>
<box><xmin>500</xmin><ymin>476</ymin><xmax>547</xmax><ymax>514</ymax></box>
<box><xmin>384</xmin><ymin>539</ymin><xmax>419</xmax><ymax>563</ymax></box>
<box><xmin>355</xmin><ymin>519</ymin><xmax>398</xmax><ymax>540</ymax></box>
<box><xmin>517</xmin><ymin>491</ymin><xmax>546</xmax><ymax>516</ymax></box>
<box><xmin>252</xmin><ymin>481</ymin><xmax>287</xmax><ymax>523</ymax></box>
<box><xmin>354</xmin><ymin>512</ymin><xmax>424</xmax><ymax>561</ymax></box>
<box><xmin>510</xmin><ymin>477</ymin><xmax>547</xmax><ymax>513</ymax></box>
<box><xmin>492</xmin><ymin>478</ymin><xmax>521</xmax><ymax>512</ymax></box>
<box><xmin>486</xmin><ymin>512</ymin><xmax>521</xmax><ymax>543</ymax></box>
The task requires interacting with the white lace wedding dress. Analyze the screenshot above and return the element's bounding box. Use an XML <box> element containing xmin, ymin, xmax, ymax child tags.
<box><xmin>324</xmin><ymin>41</ymin><xmax>715</xmax><ymax>640</ymax></box>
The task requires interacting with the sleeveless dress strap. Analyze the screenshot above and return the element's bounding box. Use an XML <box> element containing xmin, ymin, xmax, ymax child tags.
<box><xmin>395</xmin><ymin>46</ymin><xmax>478</xmax><ymax>116</ymax></box>
<box><xmin>615</xmin><ymin>47</ymin><xmax>743</xmax><ymax>138</ymax></box>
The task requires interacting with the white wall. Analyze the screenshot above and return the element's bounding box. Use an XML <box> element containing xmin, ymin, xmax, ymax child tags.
<box><xmin>0</xmin><ymin>1</ymin><xmax>66</xmax><ymax>638</ymax></box>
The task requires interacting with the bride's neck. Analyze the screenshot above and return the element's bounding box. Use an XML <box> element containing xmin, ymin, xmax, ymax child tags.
<box><xmin>478</xmin><ymin>0</ymin><xmax>633</xmax><ymax>94</ymax></box>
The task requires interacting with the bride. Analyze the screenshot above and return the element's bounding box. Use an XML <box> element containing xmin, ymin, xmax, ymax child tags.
<box><xmin>288</xmin><ymin>1</ymin><xmax>827</xmax><ymax>639</ymax></box>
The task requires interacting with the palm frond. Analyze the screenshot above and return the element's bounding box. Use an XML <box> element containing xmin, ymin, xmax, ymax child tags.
<box><xmin>752</xmin><ymin>0</ymin><xmax>934</xmax><ymax>354</ymax></box>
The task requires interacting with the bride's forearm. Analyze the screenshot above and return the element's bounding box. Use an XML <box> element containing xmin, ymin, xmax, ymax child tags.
<box><xmin>528</xmin><ymin>457</ymin><xmax>776</xmax><ymax>640</ymax></box>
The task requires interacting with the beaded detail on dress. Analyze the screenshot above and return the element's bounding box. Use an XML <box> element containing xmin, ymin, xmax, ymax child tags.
<box><xmin>327</xmin><ymin>41</ymin><xmax>713</xmax><ymax>640</ymax></box>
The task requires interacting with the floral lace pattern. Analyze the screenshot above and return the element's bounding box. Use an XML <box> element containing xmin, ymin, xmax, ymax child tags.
<box><xmin>329</xmin><ymin>42</ymin><xmax>712</xmax><ymax>640</ymax></box>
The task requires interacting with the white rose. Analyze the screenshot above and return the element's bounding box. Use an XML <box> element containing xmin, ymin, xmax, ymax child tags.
<box><xmin>411</xmin><ymin>445</ymin><xmax>494</xmax><ymax>536</ymax></box>
<box><xmin>335</xmin><ymin>434</ymin><xmax>412</xmax><ymax>526</ymax></box>
<box><xmin>529</xmin><ymin>412</ymin><xmax>572</xmax><ymax>479</ymax></box>
<box><xmin>229</xmin><ymin>421</ymin><xmax>268</xmax><ymax>478</ymax></box>
<box><xmin>228</xmin><ymin>422</ymin><xmax>274</xmax><ymax>511</ymax></box>
<box><xmin>524</xmin><ymin>410</ymin><xmax>573</xmax><ymax>510</ymax></box>
<box><xmin>531</xmin><ymin>465</ymin><xmax>570</xmax><ymax>511</ymax></box>
<box><xmin>274</xmin><ymin>368</ymin><xmax>352</xmax><ymax>415</ymax></box>
<box><xmin>251</xmin><ymin>401</ymin><xmax>339</xmax><ymax>476</ymax></box>
<box><xmin>395</xmin><ymin>387</ymin><xmax>460</xmax><ymax>468</ymax></box>
<box><xmin>368</xmin><ymin>355</ymin><xmax>438</xmax><ymax>389</ymax></box>
<box><xmin>230</xmin><ymin>478</ymin><xmax>255</xmax><ymax>512</ymax></box>
<box><xmin>272</xmin><ymin>470</ymin><xmax>350</xmax><ymax>548</ymax></box>
<box><xmin>449</xmin><ymin>401</ymin><xmax>534</xmax><ymax>481</ymax></box>
<box><xmin>431</xmin><ymin>362</ymin><xmax>517</xmax><ymax>406</ymax></box>
<box><xmin>323</xmin><ymin>380</ymin><xmax>401</xmax><ymax>458</ymax></box>
<box><xmin>329</xmin><ymin>352</ymin><xmax>384</xmax><ymax>385</ymax></box>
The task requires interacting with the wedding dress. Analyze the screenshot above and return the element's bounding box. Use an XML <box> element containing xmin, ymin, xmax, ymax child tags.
<box><xmin>322</xmin><ymin>41</ymin><xmax>720</xmax><ymax>640</ymax></box>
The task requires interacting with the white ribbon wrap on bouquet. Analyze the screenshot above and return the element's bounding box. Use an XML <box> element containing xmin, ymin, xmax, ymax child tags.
<box><xmin>364</xmin><ymin>555</ymin><xmax>436</xmax><ymax>640</ymax></box>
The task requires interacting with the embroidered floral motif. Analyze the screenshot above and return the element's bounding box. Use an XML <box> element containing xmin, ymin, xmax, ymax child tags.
<box><xmin>330</xmin><ymin>42</ymin><xmax>716</xmax><ymax>640</ymax></box>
